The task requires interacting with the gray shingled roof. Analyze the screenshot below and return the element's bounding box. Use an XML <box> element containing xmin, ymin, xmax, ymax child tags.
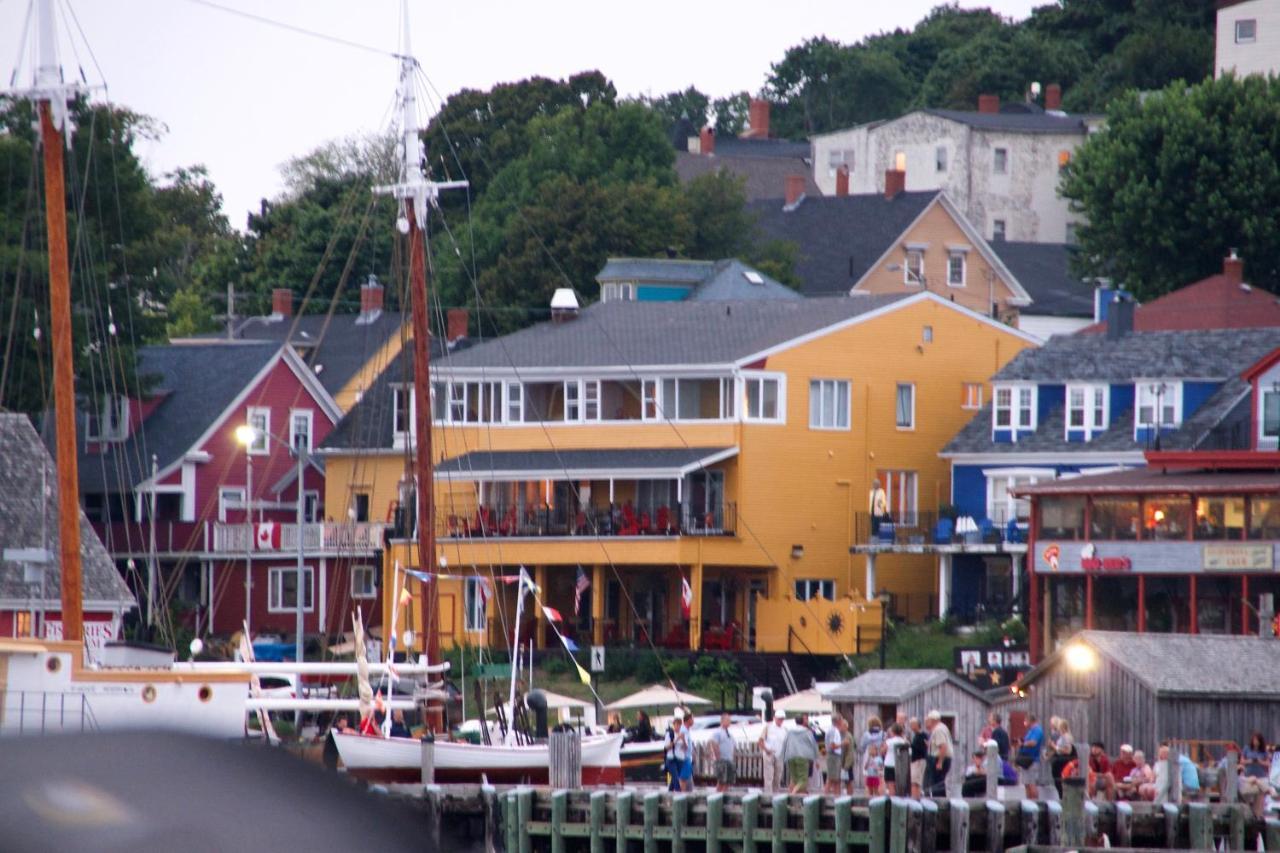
<box><xmin>994</xmin><ymin>328</ymin><xmax>1280</xmax><ymax>382</ymax></box>
<box><xmin>436</xmin><ymin>448</ymin><xmax>734</xmax><ymax>479</ymax></box>
<box><xmin>923</xmin><ymin>108</ymin><xmax>1094</xmax><ymax>135</ymax></box>
<box><xmin>1027</xmin><ymin>631</ymin><xmax>1280</xmax><ymax>698</ymax></box>
<box><xmin>78</xmin><ymin>342</ymin><xmax>280</xmax><ymax>494</ymax></box>
<box><xmin>991</xmin><ymin>242</ymin><xmax>1094</xmax><ymax>318</ymax></box>
<box><xmin>197</xmin><ymin>311</ymin><xmax>404</xmax><ymax>397</ymax></box>
<box><xmin>596</xmin><ymin>258</ymin><xmax>800</xmax><ymax>302</ymax></box>
<box><xmin>749</xmin><ymin>192</ymin><xmax>941</xmax><ymax>296</ymax></box>
<box><xmin>826</xmin><ymin>669</ymin><xmax>988</xmax><ymax>703</ymax></box>
<box><xmin>0</xmin><ymin>415</ymin><xmax>135</xmax><ymax>608</ymax></box>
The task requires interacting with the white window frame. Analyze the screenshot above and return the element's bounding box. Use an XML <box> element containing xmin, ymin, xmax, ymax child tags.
<box><xmin>268</xmin><ymin>565</ymin><xmax>314</xmax><ymax>613</ymax></box>
<box><xmin>992</xmin><ymin>383</ymin><xmax>1036</xmax><ymax>436</ymax></box>
<box><xmin>218</xmin><ymin>487</ymin><xmax>245</xmax><ymax>522</ymax></box>
<box><xmin>392</xmin><ymin>386</ymin><xmax>414</xmax><ymax>446</ymax></box>
<box><xmin>289</xmin><ymin>409</ymin><xmax>313</xmax><ymax>454</ymax></box>
<box><xmin>1134</xmin><ymin>380</ymin><xmax>1182</xmax><ymax>434</ymax></box>
<box><xmin>808</xmin><ymin>379</ymin><xmax>851</xmax><ymax>431</ymax></box>
<box><xmin>246</xmin><ymin>407</ymin><xmax>270</xmax><ymax>455</ymax></box>
<box><xmin>993</xmin><ymin>148</ymin><xmax>1008</xmax><ymax>174</ymax></box>
<box><xmin>827</xmin><ymin>148</ymin><xmax>853</xmax><ymax>177</ymax></box>
<box><xmin>1262</xmin><ymin>388</ymin><xmax>1280</xmax><ymax>444</ymax></box>
<box><xmin>878</xmin><ymin>469</ymin><xmax>919</xmax><ymax>524</ymax></box>
<box><xmin>895</xmin><ymin>383</ymin><xmax>915</xmax><ymax>430</ymax></box>
<box><xmin>464</xmin><ymin>577</ymin><xmax>487</xmax><ymax>632</ymax></box>
<box><xmin>962</xmin><ymin>383</ymin><xmax>984</xmax><ymax>410</ymax></box>
<box><xmin>303</xmin><ymin>489</ymin><xmax>321</xmax><ymax>523</ymax></box>
<box><xmin>794</xmin><ymin>578</ymin><xmax>835</xmax><ymax>602</ymax></box>
<box><xmin>1236</xmin><ymin>18</ymin><xmax>1257</xmax><ymax>43</ymax></box>
<box><xmin>904</xmin><ymin>248</ymin><xmax>925</xmax><ymax>286</ymax></box>
<box><xmin>719</xmin><ymin>377</ymin><xmax>736</xmax><ymax>420</ymax></box>
<box><xmin>86</xmin><ymin>396</ymin><xmax>129</xmax><ymax>442</ymax></box>
<box><xmin>505</xmin><ymin>381</ymin><xmax>523</xmax><ymax>422</ymax></box>
<box><xmin>992</xmin><ymin>219</ymin><xmax>1006</xmax><ymax>241</ymax></box>
<box><xmin>983</xmin><ymin>467</ymin><xmax>1055</xmax><ymax>525</ymax></box>
<box><xmin>946</xmin><ymin>250</ymin><xmax>967</xmax><ymax>288</ymax></box>
<box><xmin>935</xmin><ymin>145</ymin><xmax>947</xmax><ymax>172</ymax></box>
<box><xmin>742</xmin><ymin>372</ymin><xmax>785</xmax><ymax>424</ymax></box>
<box><xmin>1065</xmin><ymin>383</ymin><xmax>1109</xmax><ymax>440</ymax></box>
<box><xmin>641</xmin><ymin>379</ymin><xmax>660</xmax><ymax>420</ymax></box>
<box><xmin>351</xmin><ymin>565</ymin><xmax>377</xmax><ymax>599</ymax></box>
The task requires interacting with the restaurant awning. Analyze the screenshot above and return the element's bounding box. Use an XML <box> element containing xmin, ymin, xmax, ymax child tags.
<box><xmin>604</xmin><ymin>684</ymin><xmax>713</xmax><ymax>711</ymax></box>
<box><xmin>1015</xmin><ymin>467</ymin><xmax>1280</xmax><ymax>497</ymax></box>
<box><xmin>434</xmin><ymin>447</ymin><xmax>738</xmax><ymax>482</ymax></box>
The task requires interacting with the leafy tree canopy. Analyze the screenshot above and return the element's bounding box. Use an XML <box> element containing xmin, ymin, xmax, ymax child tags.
<box><xmin>1060</xmin><ymin>74</ymin><xmax>1280</xmax><ymax>300</ymax></box>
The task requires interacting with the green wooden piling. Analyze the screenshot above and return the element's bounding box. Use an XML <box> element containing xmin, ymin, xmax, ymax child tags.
<box><xmin>706</xmin><ymin>793</ymin><xmax>724</xmax><ymax>853</ymax></box>
<box><xmin>985</xmin><ymin>801</ymin><xmax>1005</xmax><ymax>853</ymax></box>
<box><xmin>889</xmin><ymin>798</ymin><xmax>909</xmax><ymax>853</ymax></box>
<box><xmin>771</xmin><ymin>794</ymin><xmax>789</xmax><ymax>853</ymax></box>
<box><xmin>1230</xmin><ymin>803</ymin><xmax>1246</xmax><ymax>851</ymax></box>
<box><xmin>616</xmin><ymin>791</ymin><xmax>633</xmax><ymax>853</ymax></box>
<box><xmin>1162</xmin><ymin>802</ymin><xmax>1180</xmax><ymax>848</ymax></box>
<box><xmin>802</xmin><ymin>796</ymin><xmax>820</xmax><ymax>853</ymax></box>
<box><xmin>1083</xmin><ymin>800</ymin><xmax>1099</xmax><ymax>844</ymax></box>
<box><xmin>1188</xmin><ymin>802</ymin><xmax>1212</xmax><ymax>850</ymax></box>
<box><xmin>907</xmin><ymin>799</ymin><xmax>924</xmax><ymax>853</ymax></box>
<box><xmin>947</xmin><ymin>799</ymin><xmax>970</xmax><ymax>853</ymax></box>
<box><xmin>481</xmin><ymin>785</ymin><xmax>501</xmax><ymax>853</ymax></box>
<box><xmin>672</xmin><ymin>794</ymin><xmax>688</xmax><ymax>853</ymax></box>
<box><xmin>1018</xmin><ymin>799</ymin><xmax>1039</xmax><ymax>847</ymax></box>
<box><xmin>868</xmin><ymin>796</ymin><xmax>889</xmax><ymax>853</ymax></box>
<box><xmin>551</xmin><ymin>789</ymin><xmax>568</xmax><ymax>853</ymax></box>
<box><xmin>517</xmin><ymin>789</ymin><xmax>533</xmax><ymax>853</ymax></box>
<box><xmin>1114</xmin><ymin>800</ymin><xmax>1133</xmax><ymax>848</ymax></box>
<box><xmin>1266</xmin><ymin>816</ymin><xmax>1280</xmax><ymax>851</ymax></box>
<box><xmin>504</xmin><ymin>791</ymin><xmax>519</xmax><ymax>853</ymax></box>
<box><xmin>920</xmin><ymin>798</ymin><xmax>938</xmax><ymax>853</ymax></box>
<box><xmin>1061</xmin><ymin>778</ymin><xmax>1085</xmax><ymax>847</ymax></box>
<box><xmin>743</xmin><ymin>792</ymin><xmax>761</xmax><ymax>853</ymax></box>
<box><xmin>589</xmin><ymin>791</ymin><xmax>606</xmax><ymax>853</ymax></box>
<box><xmin>643</xmin><ymin>791</ymin><xmax>660</xmax><ymax>853</ymax></box>
<box><xmin>1044</xmin><ymin>801</ymin><xmax>1062</xmax><ymax>847</ymax></box>
<box><xmin>833</xmin><ymin>796</ymin><xmax>853</xmax><ymax>853</ymax></box>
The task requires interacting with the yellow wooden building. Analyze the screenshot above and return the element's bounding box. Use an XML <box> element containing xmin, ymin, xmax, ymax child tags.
<box><xmin>318</xmin><ymin>290</ymin><xmax>1036</xmax><ymax>655</ymax></box>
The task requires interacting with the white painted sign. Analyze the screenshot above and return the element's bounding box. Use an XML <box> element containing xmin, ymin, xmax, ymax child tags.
<box><xmin>590</xmin><ymin>645</ymin><xmax>605</xmax><ymax>673</ymax></box>
<box><xmin>44</xmin><ymin>620</ymin><xmax>117</xmax><ymax>663</ymax></box>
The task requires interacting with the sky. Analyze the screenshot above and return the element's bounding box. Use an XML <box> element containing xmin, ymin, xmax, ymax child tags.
<box><xmin>1</xmin><ymin>0</ymin><xmax>1042</xmax><ymax>229</ymax></box>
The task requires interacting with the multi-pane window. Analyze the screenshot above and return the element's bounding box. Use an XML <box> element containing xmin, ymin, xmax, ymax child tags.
<box><xmin>1066</xmin><ymin>384</ymin><xmax>1108</xmax><ymax>438</ymax></box>
<box><xmin>464</xmin><ymin>577</ymin><xmax>487</xmax><ymax>631</ymax></box>
<box><xmin>827</xmin><ymin>148</ymin><xmax>854</xmax><ymax>177</ymax></box>
<box><xmin>351</xmin><ymin>566</ymin><xmax>377</xmax><ymax>599</ymax></box>
<box><xmin>895</xmin><ymin>383</ymin><xmax>915</xmax><ymax>429</ymax></box>
<box><xmin>246</xmin><ymin>408</ymin><xmax>269</xmax><ymax>455</ymax></box>
<box><xmin>947</xmin><ymin>251</ymin><xmax>965</xmax><ymax>287</ymax></box>
<box><xmin>808</xmin><ymin>379</ymin><xmax>850</xmax><ymax>430</ymax></box>
<box><xmin>993</xmin><ymin>385</ymin><xmax>1035</xmax><ymax>431</ymax></box>
<box><xmin>988</xmin><ymin>474</ymin><xmax>1040</xmax><ymax>523</ymax></box>
<box><xmin>86</xmin><ymin>396</ymin><xmax>129</xmax><ymax>442</ymax></box>
<box><xmin>904</xmin><ymin>249</ymin><xmax>924</xmax><ymax>285</ymax></box>
<box><xmin>794</xmin><ymin>579</ymin><xmax>835</xmax><ymax>602</ymax></box>
<box><xmin>878</xmin><ymin>469</ymin><xmax>918</xmax><ymax>524</ymax></box>
<box><xmin>218</xmin><ymin>487</ymin><xmax>245</xmax><ymax>522</ymax></box>
<box><xmin>993</xmin><ymin>148</ymin><xmax>1008</xmax><ymax>174</ymax></box>
<box><xmin>290</xmin><ymin>409</ymin><xmax>312</xmax><ymax>453</ymax></box>
<box><xmin>445</xmin><ymin>381</ymin><xmax>503</xmax><ymax>424</ymax></box>
<box><xmin>962</xmin><ymin>383</ymin><xmax>984</xmax><ymax>409</ymax></box>
<box><xmin>351</xmin><ymin>493</ymin><xmax>370</xmax><ymax>523</ymax></box>
<box><xmin>1135</xmin><ymin>382</ymin><xmax>1180</xmax><ymax>429</ymax></box>
<box><xmin>392</xmin><ymin>386</ymin><xmax>413</xmax><ymax>438</ymax></box>
<box><xmin>1236</xmin><ymin>19</ymin><xmax>1257</xmax><ymax>42</ymax></box>
<box><xmin>505</xmin><ymin>382</ymin><xmax>523</xmax><ymax>422</ymax></box>
<box><xmin>1263</xmin><ymin>390</ymin><xmax>1280</xmax><ymax>439</ymax></box>
<box><xmin>268</xmin><ymin>566</ymin><xmax>314</xmax><ymax>612</ymax></box>
<box><xmin>744</xmin><ymin>375</ymin><xmax>783</xmax><ymax>422</ymax></box>
<box><xmin>935</xmin><ymin>146</ymin><xmax>947</xmax><ymax>172</ymax></box>
<box><xmin>992</xmin><ymin>219</ymin><xmax>1006</xmax><ymax>241</ymax></box>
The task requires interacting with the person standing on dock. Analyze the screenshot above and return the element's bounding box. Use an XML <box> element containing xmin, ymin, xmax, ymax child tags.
<box><xmin>781</xmin><ymin>713</ymin><xmax>819</xmax><ymax>794</ymax></box>
<box><xmin>824</xmin><ymin>716</ymin><xmax>845</xmax><ymax>793</ymax></box>
<box><xmin>712</xmin><ymin>713</ymin><xmax>737</xmax><ymax>792</ymax></box>
<box><xmin>923</xmin><ymin>711</ymin><xmax>952</xmax><ymax>797</ymax></box>
<box><xmin>908</xmin><ymin>717</ymin><xmax>928</xmax><ymax>798</ymax></box>
<box><xmin>676</xmin><ymin>711</ymin><xmax>694</xmax><ymax>792</ymax></box>
<box><xmin>1015</xmin><ymin>712</ymin><xmax>1044</xmax><ymax>800</ymax></box>
<box><xmin>759</xmin><ymin>709</ymin><xmax>788</xmax><ymax>794</ymax></box>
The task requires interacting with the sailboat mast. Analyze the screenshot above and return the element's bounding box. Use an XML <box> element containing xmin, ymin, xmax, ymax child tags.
<box><xmin>34</xmin><ymin>0</ymin><xmax>84</xmax><ymax>643</ymax></box>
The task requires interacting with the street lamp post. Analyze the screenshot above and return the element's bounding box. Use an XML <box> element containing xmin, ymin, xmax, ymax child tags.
<box><xmin>236</xmin><ymin>423</ymin><xmax>307</xmax><ymax>729</ymax></box>
<box><xmin>878</xmin><ymin>590</ymin><xmax>890</xmax><ymax>670</ymax></box>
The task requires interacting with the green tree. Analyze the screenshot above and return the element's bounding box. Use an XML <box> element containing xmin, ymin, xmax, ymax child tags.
<box><xmin>1060</xmin><ymin>74</ymin><xmax>1280</xmax><ymax>299</ymax></box>
<box><xmin>711</xmin><ymin>93</ymin><xmax>750</xmax><ymax>135</ymax></box>
<box><xmin>645</xmin><ymin>87</ymin><xmax>711</xmax><ymax>129</ymax></box>
<box><xmin>165</xmin><ymin>286</ymin><xmax>217</xmax><ymax>337</ymax></box>
<box><xmin>917</xmin><ymin>28</ymin><xmax>1089</xmax><ymax>110</ymax></box>
<box><xmin>765</xmin><ymin>38</ymin><xmax>913</xmax><ymax>137</ymax></box>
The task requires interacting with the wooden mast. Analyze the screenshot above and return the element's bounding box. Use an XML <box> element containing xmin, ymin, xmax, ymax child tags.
<box><xmin>34</xmin><ymin>1</ymin><xmax>84</xmax><ymax>644</ymax></box>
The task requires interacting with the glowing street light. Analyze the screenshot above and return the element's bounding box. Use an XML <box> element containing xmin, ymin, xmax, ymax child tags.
<box><xmin>1064</xmin><ymin>643</ymin><xmax>1096</xmax><ymax>672</ymax></box>
<box><xmin>234</xmin><ymin>424</ymin><xmax>259</xmax><ymax>448</ymax></box>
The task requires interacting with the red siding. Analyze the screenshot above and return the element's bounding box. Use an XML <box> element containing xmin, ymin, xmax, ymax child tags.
<box><xmin>210</xmin><ymin>556</ymin><xmax>382</xmax><ymax>635</ymax></box>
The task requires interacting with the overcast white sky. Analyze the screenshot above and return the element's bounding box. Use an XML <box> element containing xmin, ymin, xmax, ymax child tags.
<box><xmin>2</xmin><ymin>0</ymin><xmax>1040</xmax><ymax>229</ymax></box>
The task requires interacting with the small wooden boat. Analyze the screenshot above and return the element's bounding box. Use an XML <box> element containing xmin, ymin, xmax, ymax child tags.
<box><xmin>333</xmin><ymin>731</ymin><xmax>625</xmax><ymax>785</ymax></box>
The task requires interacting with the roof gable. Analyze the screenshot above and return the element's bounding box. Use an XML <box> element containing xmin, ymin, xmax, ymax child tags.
<box><xmin>826</xmin><ymin>668</ymin><xmax>989</xmax><ymax>703</ymax></box>
<box><xmin>1081</xmin><ymin>275</ymin><xmax>1280</xmax><ymax>335</ymax></box>
<box><xmin>990</xmin><ymin>242</ymin><xmax>1095</xmax><ymax>318</ymax></box>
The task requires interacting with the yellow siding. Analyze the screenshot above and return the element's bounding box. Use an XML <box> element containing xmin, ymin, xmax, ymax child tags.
<box><xmin>332</xmin><ymin>326</ymin><xmax>408</xmax><ymax>414</ymax></box>
<box><xmin>324</xmin><ymin>296</ymin><xmax>1033</xmax><ymax>654</ymax></box>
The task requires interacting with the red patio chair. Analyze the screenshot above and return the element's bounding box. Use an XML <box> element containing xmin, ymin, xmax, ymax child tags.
<box><xmin>639</xmin><ymin>511</ymin><xmax>652</xmax><ymax>534</ymax></box>
<box><xmin>499</xmin><ymin>506</ymin><xmax>517</xmax><ymax>536</ymax></box>
<box><xmin>656</xmin><ymin>505</ymin><xmax>671</xmax><ymax>534</ymax></box>
<box><xmin>620</xmin><ymin>504</ymin><xmax>639</xmax><ymax>536</ymax></box>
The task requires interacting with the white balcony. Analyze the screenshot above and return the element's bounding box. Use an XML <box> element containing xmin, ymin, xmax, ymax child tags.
<box><xmin>211</xmin><ymin>522</ymin><xmax>387</xmax><ymax>554</ymax></box>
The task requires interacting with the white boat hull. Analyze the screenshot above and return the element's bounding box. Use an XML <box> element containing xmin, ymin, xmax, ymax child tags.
<box><xmin>333</xmin><ymin>731</ymin><xmax>625</xmax><ymax>784</ymax></box>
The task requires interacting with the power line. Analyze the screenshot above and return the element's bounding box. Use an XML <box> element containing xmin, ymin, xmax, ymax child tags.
<box><xmin>183</xmin><ymin>0</ymin><xmax>401</xmax><ymax>60</ymax></box>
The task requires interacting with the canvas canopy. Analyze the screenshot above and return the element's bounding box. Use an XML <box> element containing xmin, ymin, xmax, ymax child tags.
<box><xmin>604</xmin><ymin>684</ymin><xmax>712</xmax><ymax>711</ymax></box>
<box><xmin>774</xmin><ymin>688</ymin><xmax>832</xmax><ymax>715</ymax></box>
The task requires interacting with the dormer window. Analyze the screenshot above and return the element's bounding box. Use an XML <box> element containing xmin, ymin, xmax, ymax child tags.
<box><xmin>1135</xmin><ymin>381</ymin><xmax>1181</xmax><ymax>431</ymax></box>
<box><xmin>1262</xmin><ymin>386</ymin><xmax>1280</xmax><ymax>442</ymax></box>
<box><xmin>601</xmin><ymin>282</ymin><xmax>635</xmax><ymax>303</ymax></box>
<box><xmin>993</xmin><ymin>384</ymin><xmax>1035</xmax><ymax>433</ymax></box>
<box><xmin>904</xmin><ymin>247</ymin><xmax>925</xmax><ymax>286</ymax></box>
<box><xmin>1066</xmin><ymin>384</ymin><xmax>1108</xmax><ymax>440</ymax></box>
<box><xmin>86</xmin><ymin>396</ymin><xmax>129</xmax><ymax>443</ymax></box>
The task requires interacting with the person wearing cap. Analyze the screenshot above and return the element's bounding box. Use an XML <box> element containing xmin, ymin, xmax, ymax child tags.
<box><xmin>759</xmin><ymin>709</ymin><xmax>788</xmax><ymax>794</ymax></box>
<box><xmin>1111</xmin><ymin>744</ymin><xmax>1136</xmax><ymax>788</ymax></box>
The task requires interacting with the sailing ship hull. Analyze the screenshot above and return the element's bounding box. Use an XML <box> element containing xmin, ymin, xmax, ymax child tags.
<box><xmin>621</xmin><ymin>740</ymin><xmax>667</xmax><ymax>782</ymax></box>
<box><xmin>333</xmin><ymin>731</ymin><xmax>624</xmax><ymax>785</ymax></box>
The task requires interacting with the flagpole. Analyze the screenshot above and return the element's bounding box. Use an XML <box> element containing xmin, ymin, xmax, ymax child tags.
<box><xmin>507</xmin><ymin>568</ymin><xmax>528</xmax><ymax>732</ymax></box>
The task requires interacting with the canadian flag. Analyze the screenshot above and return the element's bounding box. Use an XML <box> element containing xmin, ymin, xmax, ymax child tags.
<box><xmin>255</xmin><ymin>522</ymin><xmax>281</xmax><ymax>550</ymax></box>
<box><xmin>681</xmin><ymin>576</ymin><xmax>693</xmax><ymax>619</ymax></box>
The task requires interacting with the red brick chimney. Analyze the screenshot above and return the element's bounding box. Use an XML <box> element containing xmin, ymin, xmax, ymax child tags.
<box><xmin>784</xmin><ymin>174</ymin><xmax>806</xmax><ymax>207</ymax></box>
<box><xmin>446</xmin><ymin>308</ymin><xmax>469</xmax><ymax>344</ymax></box>
<box><xmin>1044</xmin><ymin>83</ymin><xmax>1062</xmax><ymax>111</ymax></box>
<box><xmin>835</xmin><ymin>165</ymin><xmax>850</xmax><ymax>197</ymax></box>
<box><xmin>271</xmin><ymin>287</ymin><xmax>293</xmax><ymax>317</ymax></box>
<box><xmin>699</xmin><ymin>126</ymin><xmax>715</xmax><ymax>156</ymax></box>
<box><xmin>884</xmin><ymin>168</ymin><xmax>906</xmax><ymax>200</ymax></box>
<box><xmin>359</xmin><ymin>275</ymin><xmax>384</xmax><ymax>316</ymax></box>
<box><xmin>742</xmin><ymin>98</ymin><xmax>771</xmax><ymax>139</ymax></box>
<box><xmin>978</xmin><ymin>94</ymin><xmax>999</xmax><ymax>114</ymax></box>
<box><xmin>1224</xmin><ymin>250</ymin><xmax>1244</xmax><ymax>285</ymax></box>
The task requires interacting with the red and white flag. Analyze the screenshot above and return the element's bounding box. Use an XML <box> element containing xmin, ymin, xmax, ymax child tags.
<box><xmin>681</xmin><ymin>576</ymin><xmax>693</xmax><ymax>619</ymax></box>
<box><xmin>542</xmin><ymin>605</ymin><xmax>563</xmax><ymax>623</ymax></box>
<box><xmin>254</xmin><ymin>522</ymin><xmax>280</xmax><ymax>550</ymax></box>
<box><xmin>573</xmin><ymin>566</ymin><xmax>590</xmax><ymax>616</ymax></box>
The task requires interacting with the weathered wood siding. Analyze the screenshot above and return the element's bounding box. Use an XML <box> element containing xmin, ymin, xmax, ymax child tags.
<box><xmin>835</xmin><ymin>681</ymin><xmax>989</xmax><ymax>764</ymax></box>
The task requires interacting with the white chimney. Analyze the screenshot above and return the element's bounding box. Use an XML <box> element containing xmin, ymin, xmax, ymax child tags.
<box><xmin>550</xmin><ymin>288</ymin><xmax>580</xmax><ymax>323</ymax></box>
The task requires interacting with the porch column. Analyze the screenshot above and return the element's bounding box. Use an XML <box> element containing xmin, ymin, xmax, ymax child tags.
<box><xmin>534</xmin><ymin>564</ymin><xmax>547</xmax><ymax>649</ymax></box>
<box><xmin>1085</xmin><ymin>573</ymin><xmax>1094</xmax><ymax>629</ymax></box>
<box><xmin>689</xmin><ymin>563</ymin><xmax>703</xmax><ymax>651</ymax></box>
<box><xmin>592</xmin><ymin>564</ymin><xmax>606</xmax><ymax>646</ymax></box>
<box><xmin>937</xmin><ymin>554</ymin><xmax>952</xmax><ymax>620</ymax></box>
<box><xmin>1137</xmin><ymin>575</ymin><xmax>1146</xmax><ymax>633</ymax></box>
<box><xmin>864</xmin><ymin>552</ymin><xmax>877</xmax><ymax>600</ymax></box>
<box><xmin>1189</xmin><ymin>574</ymin><xmax>1198</xmax><ymax>634</ymax></box>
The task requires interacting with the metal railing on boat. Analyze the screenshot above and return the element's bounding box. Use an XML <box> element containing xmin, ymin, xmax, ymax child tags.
<box><xmin>2</xmin><ymin>691</ymin><xmax>97</xmax><ymax>735</ymax></box>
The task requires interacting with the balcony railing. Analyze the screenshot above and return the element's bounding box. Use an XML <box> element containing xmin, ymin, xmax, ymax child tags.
<box><xmin>853</xmin><ymin>511</ymin><xmax>1027</xmax><ymax>547</ymax></box>
<box><xmin>406</xmin><ymin>502</ymin><xmax>737</xmax><ymax>540</ymax></box>
<box><xmin>96</xmin><ymin>520</ymin><xmax>203</xmax><ymax>554</ymax></box>
<box><xmin>211</xmin><ymin>522</ymin><xmax>388</xmax><ymax>553</ymax></box>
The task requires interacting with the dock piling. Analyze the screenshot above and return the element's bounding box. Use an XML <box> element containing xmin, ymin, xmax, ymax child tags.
<box><xmin>643</xmin><ymin>791</ymin><xmax>660</xmax><ymax>853</ymax></box>
<box><xmin>707</xmin><ymin>793</ymin><xmax>724</xmax><ymax>853</ymax></box>
<box><xmin>947</xmin><ymin>799</ymin><xmax>970</xmax><ymax>853</ymax></box>
<box><xmin>743</xmin><ymin>792</ymin><xmax>761</xmax><ymax>853</ymax></box>
<box><xmin>672</xmin><ymin>793</ymin><xmax>688</xmax><ymax>853</ymax></box>
<box><xmin>1018</xmin><ymin>799</ymin><xmax>1039</xmax><ymax>847</ymax></box>
<box><xmin>615</xmin><ymin>791</ymin><xmax>632</xmax><ymax>853</ymax></box>
<box><xmin>1114</xmin><ymin>800</ymin><xmax>1133</xmax><ymax>848</ymax></box>
<box><xmin>833</xmin><ymin>796</ymin><xmax>853</xmax><ymax>853</ymax></box>
<box><xmin>1045</xmin><ymin>800</ymin><xmax>1063</xmax><ymax>846</ymax></box>
<box><xmin>1161</xmin><ymin>801</ymin><xmax>1180</xmax><ymax>848</ymax></box>
<box><xmin>589</xmin><ymin>791</ymin><xmax>606</xmax><ymax>853</ymax></box>
<box><xmin>919</xmin><ymin>798</ymin><xmax>938</xmax><ymax>853</ymax></box>
<box><xmin>771</xmin><ymin>794</ymin><xmax>789</xmax><ymax>853</ymax></box>
<box><xmin>984</xmin><ymin>800</ymin><xmax>1005</xmax><ymax>853</ymax></box>
<box><xmin>424</xmin><ymin>784</ymin><xmax>442</xmax><ymax>852</ymax></box>
<box><xmin>551</xmin><ymin>789</ymin><xmax>568</xmax><ymax>853</ymax></box>
<box><xmin>984</xmin><ymin>742</ymin><xmax>999</xmax><ymax>801</ymax></box>
<box><xmin>482</xmin><ymin>785</ymin><xmax>502</xmax><ymax>853</ymax></box>
<box><xmin>1062</xmin><ymin>777</ymin><xmax>1086</xmax><ymax>846</ymax></box>
<box><xmin>517</xmin><ymin>788</ymin><xmax>533</xmax><ymax>853</ymax></box>
<box><xmin>1188</xmin><ymin>802</ymin><xmax>1212</xmax><ymax>850</ymax></box>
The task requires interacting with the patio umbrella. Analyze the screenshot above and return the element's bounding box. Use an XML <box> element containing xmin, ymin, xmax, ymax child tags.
<box><xmin>538</xmin><ymin>690</ymin><xmax>593</xmax><ymax>711</ymax></box>
<box><xmin>604</xmin><ymin>683</ymin><xmax>712</xmax><ymax>711</ymax></box>
<box><xmin>773</xmin><ymin>687</ymin><xmax>832</xmax><ymax>715</ymax></box>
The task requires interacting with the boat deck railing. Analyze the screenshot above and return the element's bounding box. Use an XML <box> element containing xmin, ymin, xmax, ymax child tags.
<box><xmin>1</xmin><ymin>690</ymin><xmax>97</xmax><ymax>735</ymax></box>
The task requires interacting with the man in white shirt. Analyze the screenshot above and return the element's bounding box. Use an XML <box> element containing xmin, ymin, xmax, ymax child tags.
<box><xmin>759</xmin><ymin>709</ymin><xmax>788</xmax><ymax>793</ymax></box>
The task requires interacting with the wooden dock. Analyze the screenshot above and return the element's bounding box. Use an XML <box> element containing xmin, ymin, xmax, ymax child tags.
<box><xmin>399</xmin><ymin>782</ymin><xmax>1280</xmax><ymax>852</ymax></box>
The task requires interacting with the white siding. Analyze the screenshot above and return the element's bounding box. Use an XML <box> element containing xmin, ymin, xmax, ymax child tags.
<box><xmin>1216</xmin><ymin>0</ymin><xmax>1280</xmax><ymax>78</ymax></box>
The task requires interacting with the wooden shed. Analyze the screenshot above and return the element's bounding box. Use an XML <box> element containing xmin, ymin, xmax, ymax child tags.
<box><xmin>826</xmin><ymin>669</ymin><xmax>992</xmax><ymax>762</ymax></box>
<box><xmin>1014</xmin><ymin>631</ymin><xmax>1280</xmax><ymax>758</ymax></box>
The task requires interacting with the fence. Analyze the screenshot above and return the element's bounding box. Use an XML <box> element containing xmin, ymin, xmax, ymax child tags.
<box><xmin>693</xmin><ymin>741</ymin><xmax>765</xmax><ymax>785</ymax></box>
<box><xmin>854</xmin><ymin>511</ymin><xmax>1027</xmax><ymax>547</ymax></box>
<box><xmin>434</xmin><ymin>502</ymin><xmax>737</xmax><ymax>540</ymax></box>
<box><xmin>211</xmin><ymin>521</ymin><xmax>387</xmax><ymax>553</ymax></box>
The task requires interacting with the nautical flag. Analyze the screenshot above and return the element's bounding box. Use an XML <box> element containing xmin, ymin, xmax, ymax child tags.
<box><xmin>542</xmin><ymin>606</ymin><xmax>563</xmax><ymax>623</ymax></box>
<box><xmin>681</xmin><ymin>575</ymin><xmax>693</xmax><ymax>619</ymax></box>
<box><xmin>562</xmin><ymin>636</ymin><xmax>580</xmax><ymax>653</ymax></box>
<box><xmin>574</xmin><ymin>566</ymin><xmax>590</xmax><ymax>616</ymax></box>
<box><xmin>399</xmin><ymin>586</ymin><xmax>413</xmax><ymax>607</ymax></box>
<box><xmin>406</xmin><ymin>569</ymin><xmax>433</xmax><ymax>583</ymax></box>
<box><xmin>254</xmin><ymin>521</ymin><xmax>280</xmax><ymax>550</ymax></box>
